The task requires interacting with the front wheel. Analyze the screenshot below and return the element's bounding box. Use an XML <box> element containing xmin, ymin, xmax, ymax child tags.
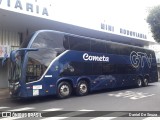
<box><xmin>136</xmin><ymin>78</ymin><xmax>142</xmax><ymax>87</ymax></box>
<box><xmin>57</xmin><ymin>81</ymin><xmax>72</xmax><ymax>99</ymax></box>
<box><xmin>76</xmin><ymin>80</ymin><xmax>89</xmax><ymax>96</ymax></box>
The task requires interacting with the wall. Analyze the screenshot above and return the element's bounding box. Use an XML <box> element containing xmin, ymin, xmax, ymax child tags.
<box><xmin>0</xmin><ymin>29</ymin><xmax>20</xmax><ymax>88</ymax></box>
<box><xmin>0</xmin><ymin>60</ymin><xmax>8</xmax><ymax>88</ymax></box>
<box><xmin>0</xmin><ymin>29</ymin><xmax>20</xmax><ymax>48</ymax></box>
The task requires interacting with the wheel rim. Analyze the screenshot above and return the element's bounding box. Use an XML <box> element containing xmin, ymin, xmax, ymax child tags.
<box><xmin>60</xmin><ymin>85</ymin><xmax>70</xmax><ymax>97</ymax></box>
<box><xmin>79</xmin><ymin>83</ymin><xmax>87</xmax><ymax>94</ymax></box>
<box><xmin>138</xmin><ymin>79</ymin><xmax>142</xmax><ymax>87</ymax></box>
<box><xmin>144</xmin><ymin>79</ymin><xmax>148</xmax><ymax>86</ymax></box>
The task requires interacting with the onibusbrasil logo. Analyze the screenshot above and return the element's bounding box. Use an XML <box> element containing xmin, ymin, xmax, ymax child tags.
<box><xmin>83</xmin><ymin>53</ymin><xmax>109</xmax><ymax>62</ymax></box>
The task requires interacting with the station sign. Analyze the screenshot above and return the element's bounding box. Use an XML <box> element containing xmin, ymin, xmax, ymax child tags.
<box><xmin>0</xmin><ymin>0</ymin><xmax>50</xmax><ymax>18</ymax></box>
<box><xmin>101</xmin><ymin>22</ymin><xmax>147</xmax><ymax>40</ymax></box>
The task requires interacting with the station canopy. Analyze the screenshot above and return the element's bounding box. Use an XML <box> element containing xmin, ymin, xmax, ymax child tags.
<box><xmin>0</xmin><ymin>9</ymin><xmax>157</xmax><ymax>47</ymax></box>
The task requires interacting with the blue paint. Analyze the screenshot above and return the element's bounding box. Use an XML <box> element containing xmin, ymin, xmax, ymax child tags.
<box><xmin>8</xmin><ymin>30</ymin><xmax>158</xmax><ymax>98</ymax></box>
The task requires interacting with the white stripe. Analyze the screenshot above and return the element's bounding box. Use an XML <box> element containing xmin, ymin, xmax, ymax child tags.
<box><xmin>90</xmin><ymin>112</ymin><xmax>127</xmax><ymax>120</ymax></box>
<box><xmin>40</xmin><ymin>117</ymin><xmax>68</xmax><ymax>120</ymax></box>
<box><xmin>0</xmin><ymin>107</ymin><xmax>9</xmax><ymax>109</ymax></box>
<box><xmin>78</xmin><ymin>109</ymin><xmax>95</xmax><ymax>111</ymax></box>
<box><xmin>45</xmin><ymin>75</ymin><xmax>52</xmax><ymax>78</ymax></box>
<box><xmin>42</xmin><ymin>108</ymin><xmax>63</xmax><ymax>111</ymax></box>
<box><xmin>143</xmin><ymin>117</ymin><xmax>160</xmax><ymax>120</ymax></box>
<box><xmin>9</xmin><ymin>107</ymin><xmax>34</xmax><ymax>111</ymax></box>
<box><xmin>0</xmin><ymin>117</ymin><xmax>21</xmax><ymax>120</ymax></box>
<box><xmin>41</xmin><ymin>109</ymin><xmax>94</xmax><ymax>119</ymax></box>
<box><xmin>91</xmin><ymin>117</ymin><xmax>117</xmax><ymax>120</ymax></box>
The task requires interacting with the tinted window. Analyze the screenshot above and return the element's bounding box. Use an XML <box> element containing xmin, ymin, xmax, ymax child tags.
<box><xmin>26</xmin><ymin>57</ymin><xmax>47</xmax><ymax>82</ymax></box>
<box><xmin>91</xmin><ymin>40</ymin><xmax>106</xmax><ymax>53</ymax></box>
<box><xmin>68</xmin><ymin>36</ymin><xmax>90</xmax><ymax>51</ymax></box>
<box><xmin>92</xmin><ymin>62</ymin><xmax>102</xmax><ymax>75</ymax></box>
<box><xmin>63</xmin><ymin>36</ymin><xmax>70</xmax><ymax>49</ymax></box>
<box><xmin>116</xmin><ymin>64</ymin><xmax>136</xmax><ymax>74</ymax></box>
<box><xmin>107</xmin><ymin>42</ymin><xmax>120</xmax><ymax>55</ymax></box>
<box><xmin>102</xmin><ymin>63</ymin><xmax>136</xmax><ymax>75</ymax></box>
<box><xmin>26</xmin><ymin>31</ymin><xmax>66</xmax><ymax>83</ymax></box>
<box><xmin>121</xmin><ymin>46</ymin><xmax>131</xmax><ymax>55</ymax></box>
<box><xmin>31</xmin><ymin>32</ymin><xmax>65</xmax><ymax>66</ymax></box>
<box><xmin>27</xmin><ymin>49</ymin><xmax>58</xmax><ymax>67</ymax></box>
<box><xmin>32</xmin><ymin>32</ymin><xmax>65</xmax><ymax>50</ymax></box>
<box><xmin>20</xmin><ymin>33</ymin><xmax>35</xmax><ymax>48</ymax></box>
<box><xmin>102</xmin><ymin>63</ymin><xmax>117</xmax><ymax>75</ymax></box>
<box><xmin>61</xmin><ymin>62</ymin><xmax>92</xmax><ymax>76</ymax></box>
<box><xmin>107</xmin><ymin>42</ymin><xmax>132</xmax><ymax>55</ymax></box>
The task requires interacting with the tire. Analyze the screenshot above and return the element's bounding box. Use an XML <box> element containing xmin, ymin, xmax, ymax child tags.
<box><xmin>76</xmin><ymin>80</ymin><xmax>88</xmax><ymax>96</ymax></box>
<box><xmin>142</xmin><ymin>78</ymin><xmax>148</xmax><ymax>87</ymax></box>
<box><xmin>136</xmin><ymin>78</ymin><xmax>142</xmax><ymax>87</ymax></box>
<box><xmin>57</xmin><ymin>81</ymin><xmax>72</xmax><ymax>99</ymax></box>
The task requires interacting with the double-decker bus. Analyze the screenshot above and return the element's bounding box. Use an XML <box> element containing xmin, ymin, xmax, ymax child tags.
<box><xmin>8</xmin><ymin>30</ymin><xmax>158</xmax><ymax>99</ymax></box>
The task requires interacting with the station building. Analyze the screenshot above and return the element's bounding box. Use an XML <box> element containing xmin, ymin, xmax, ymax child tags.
<box><xmin>0</xmin><ymin>0</ymin><xmax>159</xmax><ymax>88</ymax></box>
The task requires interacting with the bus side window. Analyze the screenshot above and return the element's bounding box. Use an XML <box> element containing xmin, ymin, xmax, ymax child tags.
<box><xmin>91</xmin><ymin>40</ymin><xmax>106</xmax><ymax>53</ymax></box>
<box><xmin>106</xmin><ymin>42</ymin><xmax>120</xmax><ymax>55</ymax></box>
<box><xmin>68</xmin><ymin>36</ymin><xmax>90</xmax><ymax>52</ymax></box>
<box><xmin>106</xmin><ymin>42</ymin><xmax>132</xmax><ymax>56</ymax></box>
<box><xmin>92</xmin><ymin>62</ymin><xmax>102</xmax><ymax>75</ymax></box>
<box><xmin>121</xmin><ymin>46</ymin><xmax>131</xmax><ymax>55</ymax></box>
<box><xmin>26</xmin><ymin>57</ymin><xmax>47</xmax><ymax>83</ymax></box>
<box><xmin>63</xmin><ymin>36</ymin><xmax>70</xmax><ymax>50</ymax></box>
<box><xmin>61</xmin><ymin>62</ymin><xmax>92</xmax><ymax>76</ymax></box>
<box><xmin>102</xmin><ymin>63</ymin><xmax>116</xmax><ymax>75</ymax></box>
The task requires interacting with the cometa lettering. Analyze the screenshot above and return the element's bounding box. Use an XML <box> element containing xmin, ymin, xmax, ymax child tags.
<box><xmin>0</xmin><ymin>0</ymin><xmax>49</xmax><ymax>16</ymax></box>
<box><xmin>83</xmin><ymin>53</ymin><xmax>109</xmax><ymax>62</ymax></box>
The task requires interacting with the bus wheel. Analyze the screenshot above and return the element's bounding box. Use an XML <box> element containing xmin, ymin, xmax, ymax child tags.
<box><xmin>136</xmin><ymin>78</ymin><xmax>142</xmax><ymax>87</ymax></box>
<box><xmin>142</xmin><ymin>78</ymin><xmax>148</xmax><ymax>87</ymax></box>
<box><xmin>76</xmin><ymin>80</ymin><xmax>88</xmax><ymax>96</ymax></box>
<box><xmin>57</xmin><ymin>81</ymin><xmax>72</xmax><ymax>99</ymax></box>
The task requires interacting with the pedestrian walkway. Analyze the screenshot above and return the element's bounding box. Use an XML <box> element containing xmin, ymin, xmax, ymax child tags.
<box><xmin>0</xmin><ymin>88</ymin><xmax>9</xmax><ymax>100</ymax></box>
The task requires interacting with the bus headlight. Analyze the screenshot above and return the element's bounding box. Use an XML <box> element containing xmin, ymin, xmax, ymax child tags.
<box><xmin>14</xmin><ymin>82</ymin><xmax>20</xmax><ymax>91</ymax></box>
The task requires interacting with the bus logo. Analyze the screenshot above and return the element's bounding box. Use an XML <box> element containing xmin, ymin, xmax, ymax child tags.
<box><xmin>130</xmin><ymin>51</ymin><xmax>152</xmax><ymax>68</ymax></box>
<box><xmin>83</xmin><ymin>53</ymin><xmax>109</xmax><ymax>62</ymax></box>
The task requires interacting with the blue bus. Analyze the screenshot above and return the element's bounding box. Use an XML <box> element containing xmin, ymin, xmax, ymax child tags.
<box><xmin>8</xmin><ymin>30</ymin><xmax>158</xmax><ymax>99</ymax></box>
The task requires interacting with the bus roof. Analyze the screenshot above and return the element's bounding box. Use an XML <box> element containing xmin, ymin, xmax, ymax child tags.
<box><xmin>34</xmin><ymin>30</ymin><xmax>154</xmax><ymax>51</ymax></box>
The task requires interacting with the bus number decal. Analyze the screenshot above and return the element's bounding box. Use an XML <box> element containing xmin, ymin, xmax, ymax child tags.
<box><xmin>83</xmin><ymin>53</ymin><xmax>109</xmax><ymax>62</ymax></box>
<box><xmin>130</xmin><ymin>51</ymin><xmax>152</xmax><ymax>68</ymax></box>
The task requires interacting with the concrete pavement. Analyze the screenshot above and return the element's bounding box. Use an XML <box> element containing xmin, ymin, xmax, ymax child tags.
<box><xmin>0</xmin><ymin>80</ymin><xmax>159</xmax><ymax>100</ymax></box>
<box><xmin>0</xmin><ymin>88</ymin><xmax>9</xmax><ymax>99</ymax></box>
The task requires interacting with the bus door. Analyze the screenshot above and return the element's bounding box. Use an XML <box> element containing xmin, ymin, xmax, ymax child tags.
<box><xmin>8</xmin><ymin>50</ymin><xmax>24</xmax><ymax>97</ymax></box>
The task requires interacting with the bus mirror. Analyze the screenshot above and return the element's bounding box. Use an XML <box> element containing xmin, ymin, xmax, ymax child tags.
<box><xmin>18</xmin><ymin>48</ymin><xmax>39</xmax><ymax>52</ymax></box>
<box><xmin>10</xmin><ymin>50</ymin><xmax>17</xmax><ymax>62</ymax></box>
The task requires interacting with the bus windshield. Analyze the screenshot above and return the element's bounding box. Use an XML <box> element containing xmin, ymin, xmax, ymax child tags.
<box><xmin>9</xmin><ymin>51</ymin><xmax>22</xmax><ymax>83</ymax></box>
<box><xmin>26</xmin><ymin>31</ymin><xmax>66</xmax><ymax>83</ymax></box>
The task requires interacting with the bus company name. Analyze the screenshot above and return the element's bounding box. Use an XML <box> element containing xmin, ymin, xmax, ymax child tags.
<box><xmin>130</xmin><ymin>51</ymin><xmax>152</xmax><ymax>68</ymax></box>
<box><xmin>83</xmin><ymin>53</ymin><xmax>109</xmax><ymax>62</ymax></box>
<box><xmin>0</xmin><ymin>0</ymin><xmax>49</xmax><ymax>16</ymax></box>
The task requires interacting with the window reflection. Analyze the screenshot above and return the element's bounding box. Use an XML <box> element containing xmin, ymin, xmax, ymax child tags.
<box><xmin>26</xmin><ymin>32</ymin><xmax>66</xmax><ymax>83</ymax></box>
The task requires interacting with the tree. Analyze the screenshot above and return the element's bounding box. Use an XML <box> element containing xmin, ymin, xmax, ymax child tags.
<box><xmin>147</xmin><ymin>5</ymin><xmax>160</xmax><ymax>43</ymax></box>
